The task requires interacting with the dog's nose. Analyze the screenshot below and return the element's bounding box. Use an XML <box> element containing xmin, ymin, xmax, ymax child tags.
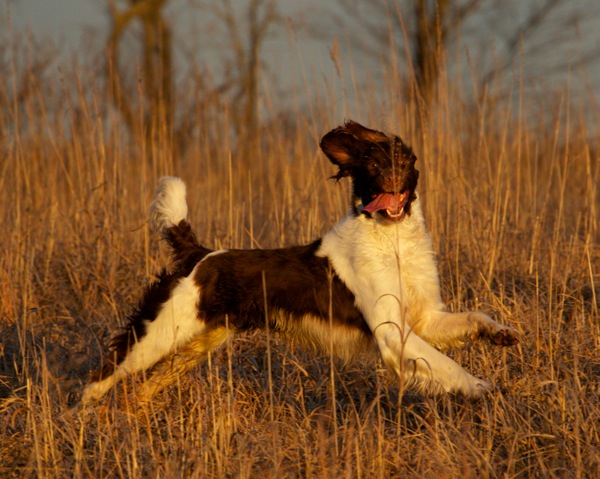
<box><xmin>383</xmin><ymin>175</ymin><xmax>405</xmax><ymax>192</ymax></box>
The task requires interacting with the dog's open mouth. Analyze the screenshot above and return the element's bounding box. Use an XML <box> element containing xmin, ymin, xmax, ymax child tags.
<box><xmin>363</xmin><ymin>191</ymin><xmax>411</xmax><ymax>221</ymax></box>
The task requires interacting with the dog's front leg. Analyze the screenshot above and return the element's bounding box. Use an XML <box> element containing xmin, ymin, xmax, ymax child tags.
<box><xmin>414</xmin><ymin>310</ymin><xmax>520</xmax><ymax>351</ymax></box>
<box><xmin>361</xmin><ymin>294</ymin><xmax>491</xmax><ymax>397</ymax></box>
<box><xmin>372</xmin><ymin>321</ymin><xmax>491</xmax><ymax>397</ymax></box>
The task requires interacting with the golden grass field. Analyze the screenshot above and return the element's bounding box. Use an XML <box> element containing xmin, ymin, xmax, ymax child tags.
<box><xmin>0</xmin><ymin>45</ymin><xmax>599</xmax><ymax>477</ymax></box>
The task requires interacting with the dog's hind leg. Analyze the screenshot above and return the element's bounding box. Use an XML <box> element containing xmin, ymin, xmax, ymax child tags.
<box><xmin>136</xmin><ymin>326</ymin><xmax>234</xmax><ymax>404</ymax></box>
<box><xmin>81</xmin><ymin>272</ymin><xmax>205</xmax><ymax>405</ymax></box>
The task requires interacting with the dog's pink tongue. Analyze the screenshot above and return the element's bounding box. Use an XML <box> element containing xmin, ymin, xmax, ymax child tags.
<box><xmin>363</xmin><ymin>192</ymin><xmax>407</xmax><ymax>215</ymax></box>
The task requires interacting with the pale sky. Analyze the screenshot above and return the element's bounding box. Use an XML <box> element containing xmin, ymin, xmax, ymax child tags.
<box><xmin>8</xmin><ymin>0</ymin><xmax>105</xmax><ymax>45</ymax></box>
<box><xmin>5</xmin><ymin>0</ymin><xmax>600</xmax><ymax>118</ymax></box>
<box><xmin>5</xmin><ymin>0</ymin><xmax>337</xmax><ymax>103</ymax></box>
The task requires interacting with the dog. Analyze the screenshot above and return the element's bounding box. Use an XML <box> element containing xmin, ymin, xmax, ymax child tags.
<box><xmin>81</xmin><ymin>120</ymin><xmax>519</xmax><ymax>405</ymax></box>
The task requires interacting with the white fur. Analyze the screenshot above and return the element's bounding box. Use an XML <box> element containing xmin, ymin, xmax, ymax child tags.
<box><xmin>149</xmin><ymin>176</ymin><xmax>188</xmax><ymax>235</ymax></box>
<box><xmin>81</xmin><ymin>267</ymin><xmax>205</xmax><ymax>403</ymax></box>
<box><xmin>319</xmin><ymin>197</ymin><xmax>490</xmax><ymax>396</ymax></box>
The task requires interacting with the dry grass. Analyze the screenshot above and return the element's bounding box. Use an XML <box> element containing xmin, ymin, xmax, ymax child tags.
<box><xmin>1</xmin><ymin>41</ymin><xmax>599</xmax><ymax>478</ymax></box>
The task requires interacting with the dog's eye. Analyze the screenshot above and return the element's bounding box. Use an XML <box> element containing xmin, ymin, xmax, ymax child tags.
<box><xmin>367</xmin><ymin>159</ymin><xmax>379</xmax><ymax>169</ymax></box>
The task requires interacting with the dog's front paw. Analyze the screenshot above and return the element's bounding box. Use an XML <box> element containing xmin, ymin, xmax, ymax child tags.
<box><xmin>489</xmin><ymin>327</ymin><xmax>520</xmax><ymax>346</ymax></box>
<box><xmin>469</xmin><ymin>313</ymin><xmax>520</xmax><ymax>347</ymax></box>
<box><xmin>459</xmin><ymin>375</ymin><xmax>493</xmax><ymax>399</ymax></box>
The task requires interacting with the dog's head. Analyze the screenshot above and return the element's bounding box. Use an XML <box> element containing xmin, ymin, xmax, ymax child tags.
<box><xmin>320</xmin><ymin>120</ymin><xmax>419</xmax><ymax>222</ymax></box>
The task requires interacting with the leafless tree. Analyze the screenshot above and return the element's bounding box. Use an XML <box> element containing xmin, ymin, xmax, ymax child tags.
<box><xmin>106</xmin><ymin>0</ymin><xmax>173</xmax><ymax>147</ymax></box>
<box><xmin>105</xmin><ymin>0</ymin><xmax>280</xmax><ymax>153</ymax></box>
<box><xmin>0</xmin><ymin>30</ymin><xmax>57</xmax><ymax>145</ymax></box>
<box><xmin>329</xmin><ymin>0</ymin><xmax>598</xmax><ymax>111</ymax></box>
<box><xmin>196</xmin><ymin>0</ymin><xmax>281</xmax><ymax>143</ymax></box>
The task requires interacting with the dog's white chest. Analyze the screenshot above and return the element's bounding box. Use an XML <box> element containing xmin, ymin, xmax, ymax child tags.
<box><xmin>318</xmin><ymin>200</ymin><xmax>444</xmax><ymax>324</ymax></box>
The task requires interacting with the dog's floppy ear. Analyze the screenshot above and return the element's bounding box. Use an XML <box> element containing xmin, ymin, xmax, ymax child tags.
<box><xmin>340</xmin><ymin>120</ymin><xmax>388</xmax><ymax>143</ymax></box>
<box><xmin>320</xmin><ymin>120</ymin><xmax>388</xmax><ymax>179</ymax></box>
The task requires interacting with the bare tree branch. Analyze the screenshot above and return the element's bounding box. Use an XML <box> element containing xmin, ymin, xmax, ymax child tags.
<box><xmin>200</xmin><ymin>0</ymin><xmax>280</xmax><ymax>142</ymax></box>
<box><xmin>330</xmin><ymin>0</ymin><xmax>599</xmax><ymax>111</ymax></box>
<box><xmin>480</xmin><ymin>0</ymin><xmax>562</xmax><ymax>86</ymax></box>
<box><xmin>106</xmin><ymin>0</ymin><xmax>172</xmax><ymax>144</ymax></box>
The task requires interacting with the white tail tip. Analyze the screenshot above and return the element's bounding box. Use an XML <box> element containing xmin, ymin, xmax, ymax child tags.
<box><xmin>149</xmin><ymin>176</ymin><xmax>188</xmax><ymax>235</ymax></box>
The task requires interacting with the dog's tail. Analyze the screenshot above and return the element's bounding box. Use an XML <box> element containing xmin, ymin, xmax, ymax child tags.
<box><xmin>150</xmin><ymin>176</ymin><xmax>189</xmax><ymax>234</ymax></box>
<box><xmin>149</xmin><ymin>176</ymin><xmax>210</xmax><ymax>273</ymax></box>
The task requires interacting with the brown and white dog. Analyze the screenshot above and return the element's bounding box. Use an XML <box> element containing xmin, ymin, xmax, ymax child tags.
<box><xmin>81</xmin><ymin>121</ymin><xmax>519</xmax><ymax>405</ymax></box>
